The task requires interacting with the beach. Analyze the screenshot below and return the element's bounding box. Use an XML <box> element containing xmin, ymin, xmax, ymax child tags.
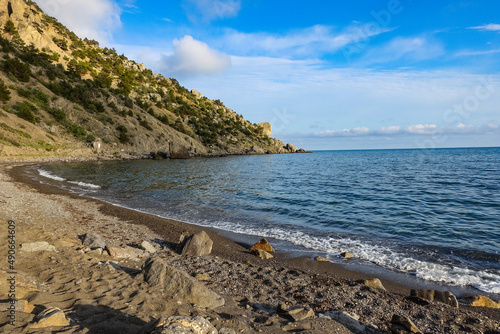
<box><xmin>0</xmin><ymin>159</ymin><xmax>499</xmax><ymax>333</ymax></box>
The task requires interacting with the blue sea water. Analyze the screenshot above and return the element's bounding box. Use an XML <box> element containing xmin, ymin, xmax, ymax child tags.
<box><xmin>31</xmin><ymin>148</ymin><xmax>500</xmax><ymax>294</ymax></box>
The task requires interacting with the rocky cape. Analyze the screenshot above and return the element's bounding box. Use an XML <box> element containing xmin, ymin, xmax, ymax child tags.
<box><xmin>0</xmin><ymin>0</ymin><xmax>306</xmax><ymax>160</ymax></box>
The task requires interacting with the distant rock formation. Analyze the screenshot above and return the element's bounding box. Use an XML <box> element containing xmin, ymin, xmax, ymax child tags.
<box><xmin>258</xmin><ymin>122</ymin><xmax>272</xmax><ymax>136</ymax></box>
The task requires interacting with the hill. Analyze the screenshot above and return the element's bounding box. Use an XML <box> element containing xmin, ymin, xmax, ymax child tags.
<box><xmin>0</xmin><ymin>0</ymin><xmax>301</xmax><ymax>159</ymax></box>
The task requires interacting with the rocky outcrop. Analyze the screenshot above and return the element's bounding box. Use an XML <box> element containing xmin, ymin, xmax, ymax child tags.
<box><xmin>142</xmin><ymin>256</ymin><xmax>225</xmax><ymax>309</ymax></box>
<box><xmin>465</xmin><ymin>295</ymin><xmax>500</xmax><ymax>309</ymax></box>
<box><xmin>181</xmin><ymin>231</ymin><xmax>213</xmax><ymax>257</ymax></box>
<box><xmin>191</xmin><ymin>89</ymin><xmax>203</xmax><ymax>99</ymax></box>
<box><xmin>284</xmin><ymin>143</ymin><xmax>297</xmax><ymax>153</ymax></box>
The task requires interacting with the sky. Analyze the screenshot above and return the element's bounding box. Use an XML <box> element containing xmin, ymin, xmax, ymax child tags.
<box><xmin>34</xmin><ymin>0</ymin><xmax>500</xmax><ymax>150</ymax></box>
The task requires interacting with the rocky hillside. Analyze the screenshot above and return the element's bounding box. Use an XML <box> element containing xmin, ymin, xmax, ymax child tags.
<box><xmin>0</xmin><ymin>0</ymin><xmax>301</xmax><ymax>159</ymax></box>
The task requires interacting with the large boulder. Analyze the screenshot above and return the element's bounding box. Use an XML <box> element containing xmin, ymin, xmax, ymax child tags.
<box><xmin>285</xmin><ymin>143</ymin><xmax>297</xmax><ymax>153</ymax></box>
<box><xmin>466</xmin><ymin>295</ymin><xmax>500</xmax><ymax>309</ymax></box>
<box><xmin>142</xmin><ymin>256</ymin><xmax>224</xmax><ymax>309</ymax></box>
<box><xmin>181</xmin><ymin>231</ymin><xmax>213</xmax><ymax>257</ymax></box>
<box><xmin>258</xmin><ymin>122</ymin><xmax>272</xmax><ymax>136</ymax></box>
<box><xmin>249</xmin><ymin>238</ymin><xmax>275</xmax><ymax>253</ymax></box>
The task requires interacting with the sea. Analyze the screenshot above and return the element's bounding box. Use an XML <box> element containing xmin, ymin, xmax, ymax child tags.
<box><xmin>27</xmin><ymin>147</ymin><xmax>500</xmax><ymax>295</ymax></box>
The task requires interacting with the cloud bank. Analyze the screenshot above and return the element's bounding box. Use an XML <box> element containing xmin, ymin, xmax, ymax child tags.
<box><xmin>160</xmin><ymin>36</ymin><xmax>231</xmax><ymax>77</ymax></box>
<box><xmin>315</xmin><ymin>124</ymin><xmax>500</xmax><ymax>137</ymax></box>
<box><xmin>36</xmin><ymin>0</ymin><xmax>122</xmax><ymax>43</ymax></box>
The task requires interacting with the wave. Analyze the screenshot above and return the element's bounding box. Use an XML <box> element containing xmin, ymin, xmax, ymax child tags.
<box><xmin>37</xmin><ymin>168</ymin><xmax>101</xmax><ymax>190</ymax></box>
<box><xmin>37</xmin><ymin>169</ymin><xmax>65</xmax><ymax>182</ymax></box>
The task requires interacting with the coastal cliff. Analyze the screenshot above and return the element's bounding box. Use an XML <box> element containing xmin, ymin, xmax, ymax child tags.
<box><xmin>0</xmin><ymin>0</ymin><xmax>302</xmax><ymax>159</ymax></box>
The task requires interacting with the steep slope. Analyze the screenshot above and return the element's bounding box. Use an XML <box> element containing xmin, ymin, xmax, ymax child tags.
<box><xmin>0</xmin><ymin>0</ymin><xmax>299</xmax><ymax>159</ymax></box>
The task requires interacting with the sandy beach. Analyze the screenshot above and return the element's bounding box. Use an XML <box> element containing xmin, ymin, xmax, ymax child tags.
<box><xmin>0</xmin><ymin>159</ymin><xmax>499</xmax><ymax>333</ymax></box>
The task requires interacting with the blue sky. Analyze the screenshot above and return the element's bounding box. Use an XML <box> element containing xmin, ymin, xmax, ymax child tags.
<box><xmin>36</xmin><ymin>0</ymin><xmax>500</xmax><ymax>150</ymax></box>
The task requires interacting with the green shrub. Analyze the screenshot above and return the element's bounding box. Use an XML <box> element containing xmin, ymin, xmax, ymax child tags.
<box><xmin>2</xmin><ymin>57</ymin><xmax>31</xmax><ymax>82</ymax></box>
<box><xmin>13</xmin><ymin>101</ymin><xmax>37</xmax><ymax>123</ymax></box>
<box><xmin>116</xmin><ymin>125</ymin><xmax>129</xmax><ymax>143</ymax></box>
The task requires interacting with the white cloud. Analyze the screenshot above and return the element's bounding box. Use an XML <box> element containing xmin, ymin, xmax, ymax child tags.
<box><xmin>468</xmin><ymin>24</ymin><xmax>500</xmax><ymax>32</ymax></box>
<box><xmin>455</xmin><ymin>49</ymin><xmax>500</xmax><ymax>57</ymax></box>
<box><xmin>217</xmin><ymin>24</ymin><xmax>392</xmax><ymax>58</ymax></box>
<box><xmin>36</xmin><ymin>0</ymin><xmax>122</xmax><ymax>44</ymax></box>
<box><xmin>315</xmin><ymin>124</ymin><xmax>500</xmax><ymax>137</ymax></box>
<box><xmin>184</xmin><ymin>0</ymin><xmax>241</xmax><ymax>22</ymax></box>
<box><xmin>359</xmin><ymin>36</ymin><xmax>445</xmax><ymax>65</ymax></box>
<box><xmin>159</xmin><ymin>36</ymin><xmax>231</xmax><ymax>77</ymax></box>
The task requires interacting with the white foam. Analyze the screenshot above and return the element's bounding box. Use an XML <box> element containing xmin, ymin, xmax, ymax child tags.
<box><xmin>38</xmin><ymin>169</ymin><xmax>65</xmax><ymax>182</ymax></box>
<box><xmin>192</xmin><ymin>220</ymin><xmax>500</xmax><ymax>294</ymax></box>
<box><xmin>68</xmin><ymin>181</ymin><xmax>101</xmax><ymax>189</ymax></box>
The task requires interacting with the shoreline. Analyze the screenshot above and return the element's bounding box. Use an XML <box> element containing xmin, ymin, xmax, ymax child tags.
<box><xmin>9</xmin><ymin>159</ymin><xmax>499</xmax><ymax>298</ymax></box>
<box><xmin>1</xmin><ymin>158</ymin><xmax>499</xmax><ymax>333</ymax></box>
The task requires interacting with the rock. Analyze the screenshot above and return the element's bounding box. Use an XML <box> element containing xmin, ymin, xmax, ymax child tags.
<box><xmin>106</xmin><ymin>245</ymin><xmax>147</xmax><ymax>260</ymax></box>
<box><xmin>151</xmin><ymin>316</ymin><xmax>217</xmax><ymax>334</ymax></box>
<box><xmin>191</xmin><ymin>89</ymin><xmax>203</xmax><ymax>99</ymax></box>
<box><xmin>0</xmin><ymin>299</ymin><xmax>35</xmax><ymax>313</ymax></box>
<box><xmin>410</xmin><ymin>289</ymin><xmax>458</xmax><ymax>308</ymax></box>
<box><xmin>282</xmin><ymin>321</ymin><xmax>313</xmax><ymax>331</ymax></box>
<box><xmin>314</xmin><ymin>256</ymin><xmax>330</xmax><ymax>262</ymax></box>
<box><xmin>258</xmin><ymin>122</ymin><xmax>272</xmax><ymax>136</ymax></box>
<box><xmin>141</xmin><ymin>240</ymin><xmax>158</xmax><ymax>254</ymax></box>
<box><xmin>322</xmin><ymin>311</ymin><xmax>365</xmax><ymax>333</ymax></box>
<box><xmin>171</xmin><ymin>144</ymin><xmax>190</xmax><ymax>159</ymax></box>
<box><xmin>340</xmin><ymin>252</ymin><xmax>354</xmax><ymax>259</ymax></box>
<box><xmin>250</xmin><ymin>249</ymin><xmax>274</xmax><ymax>260</ymax></box>
<box><xmin>219</xmin><ymin>328</ymin><xmax>237</xmax><ymax>334</ymax></box>
<box><xmin>298</xmin><ymin>148</ymin><xmax>307</xmax><ymax>153</ymax></box>
<box><xmin>81</xmin><ymin>232</ymin><xmax>107</xmax><ymax>249</ymax></box>
<box><xmin>195</xmin><ymin>273</ymin><xmax>211</xmax><ymax>281</ymax></box>
<box><xmin>21</xmin><ymin>241</ymin><xmax>56</xmax><ymax>252</ymax></box>
<box><xmin>142</xmin><ymin>256</ymin><xmax>224</xmax><ymax>309</ymax></box>
<box><xmin>181</xmin><ymin>231</ymin><xmax>213</xmax><ymax>257</ymax></box>
<box><xmin>287</xmin><ymin>307</ymin><xmax>315</xmax><ymax>322</ymax></box>
<box><xmin>285</xmin><ymin>143</ymin><xmax>297</xmax><ymax>153</ymax></box>
<box><xmin>30</xmin><ymin>307</ymin><xmax>70</xmax><ymax>328</ymax></box>
<box><xmin>466</xmin><ymin>295</ymin><xmax>500</xmax><ymax>308</ymax></box>
<box><xmin>249</xmin><ymin>238</ymin><xmax>275</xmax><ymax>253</ymax></box>
<box><xmin>391</xmin><ymin>314</ymin><xmax>422</xmax><ymax>333</ymax></box>
<box><xmin>360</xmin><ymin>278</ymin><xmax>386</xmax><ymax>290</ymax></box>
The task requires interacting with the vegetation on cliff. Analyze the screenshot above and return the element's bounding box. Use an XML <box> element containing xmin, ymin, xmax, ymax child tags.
<box><xmin>0</xmin><ymin>0</ymin><xmax>291</xmax><ymax>158</ymax></box>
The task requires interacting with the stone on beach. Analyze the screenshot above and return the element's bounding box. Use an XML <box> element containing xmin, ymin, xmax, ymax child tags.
<box><xmin>81</xmin><ymin>232</ymin><xmax>107</xmax><ymax>249</ymax></box>
<box><xmin>151</xmin><ymin>316</ymin><xmax>218</xmax><ymax>334</ymax></box>
<box><xmin>105</xmin><ymin>245</ymin><xmax>147</xmax><ymax>260</ymax></box>
<box><xmin>249</xmin><ymin>238</ymin><xmax>275</xmax><ymax>253</ymax></box>
<box><xmin>30</xmin><ymin>307</ymin><xmax>70</xmax><ymax>328</ymax></box>
<box><xmin>142</xmin><ymin>256</ymin><xmax>225</xmax><ymax>309</ymax></box>
<box><xmin>141</xmin><ymin>240</ymin><xmax>158</xmax><ymax>253</ymax></box>
<box><xmin>250</xmin><ymin>249</ymin><xmax>274</xmax><ymax>259</ymax></box>
<box><xmin>0</xmin><ymin>299</ymin><xmax>35</xmax><ymax>313</ymax></box>
<box><xmin>21</xmin><ymin>241</ymin><xmax>56</xmax><ymax>252</ymax></box>
<box><xmin>181</xmin><ymin>231</ymin><xmax>213</xmax><ymax>257</ymax></box>
<box><xmin>360</xmin><ymin>278</ymin><xmax>386</xmax><ymax>290</ymax></box>
<box><xmin>321</xmin><ymin>311</ymin><xmax>365</xmax><ymax>333</ymax></box>
<box><xmin>287</xmin><ymin>307</ymin><xmax>315</xmax><ymax>322</ymax></box>
<box><xmin>410</xmin><ymin>289</ymin><xmax>459</xmax><ymax>308</ymax></box>
<box><xmin>466</xmin><ymin>295</ymin><xmax>500</xmax><ymax>309</ymax></box>
<box><xmin>314</xmin><ymin>256</ymin><xmax>330</xmax><ymax>262</ymax></box>
<box><xmin>391</xmin><ymin>314</ymin><xmax>422</xmax><ymax>333</ymax></box>
<box><xmin>340</xmin><ymin>252</ymin><xmax>354</xmax><ymax>259</ymax></box>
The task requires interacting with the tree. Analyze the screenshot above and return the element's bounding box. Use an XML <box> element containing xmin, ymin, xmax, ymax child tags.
<box><xmin>0</xmin><ymin>79</ymin><xmax>11</xmax><ymax>103</ymax></box>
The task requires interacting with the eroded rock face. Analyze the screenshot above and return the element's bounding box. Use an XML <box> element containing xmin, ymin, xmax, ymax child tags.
<box><xmin>142</xmin><ymin>256</ymin><xmax>225</xmax><ymax>309</ymax></box>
